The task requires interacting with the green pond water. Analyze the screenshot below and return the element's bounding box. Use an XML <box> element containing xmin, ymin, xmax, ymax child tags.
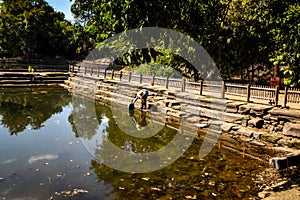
<box><xmin>0</xmin><ymin>86</ymin><xmax>268</xmax><ymax>199</ymax></box>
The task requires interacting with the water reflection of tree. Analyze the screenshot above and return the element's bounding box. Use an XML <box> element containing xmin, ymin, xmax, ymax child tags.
<box><xmin>68</xmin><ymin>97</ymin><xmax>113</xmax><ymax>140</ymax></box>
<box><xmin>69</xmin><ymin>96</ymin><xmax>176</xmax><ymax>151</ymax></box>
<box><xmin>0</xmin><ymin>87</ymin><xmax>71</xmax><ymax>135</ymax></box>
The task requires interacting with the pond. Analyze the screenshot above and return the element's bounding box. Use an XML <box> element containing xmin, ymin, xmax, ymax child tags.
<box><xmin>0</xmin><ymin>86</ymin><xmax>268</xmax><ymax>199</ymax></box>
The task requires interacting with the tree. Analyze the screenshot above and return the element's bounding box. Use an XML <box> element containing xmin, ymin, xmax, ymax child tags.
<box><xmin>0</xmin><ymin>0</ymin><xmax>77</xmax><ymax>59</ymax></box>
<box><xmin>71</xmin><ymin>0</ymin><xmax>299</xmax><ymax>85</ymax></box>
<box><xmin>268</xmin><ymin>1</ymin><xmax>300</xmax><ymax>86</ymax></box>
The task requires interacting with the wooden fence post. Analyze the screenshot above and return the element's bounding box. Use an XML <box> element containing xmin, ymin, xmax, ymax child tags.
<box><xmin>97</xmin><ymin>67</ymin><xmax>99</xmax><ymax>77</ymax></box>
<box><xmin>111</xmin><ymin>69</ymin><xmax>114</xmax><ymax>79</ymax></box>
<box><xmin>104</xmin><ymin>69</ymin><xmax>107</xmax><ymax>79</ymax></box>
<box><xmin>128</xmin><ymin>72</ymin><xmax>132</xmax><ymax>82</ymax></box>
<box><xmin>181</xmin><ymin>77</ymin><xmax>186</xmax><ymax>92</ymax></box>
<box><xmin>221</xmin><ymin>81</ymin><xmax>226</xmax><ymax>99</ymax></box>
<box><xmin>275</xmin><ymin>86</ymin><xmax>279</xmax><ymax>106</ymax></box>
<box><xmin>91</xmin><ymin>68</ymin><xmax>93</xmax><ymax>76</ymax></box>
<box><xmin>151</xmin><ymin>75</ymin><xmax>155</xmax><ymax>86</ymax></box>
<box><xmin>246</xmin><ymin>84</ymin><xmax>251</xmax><ymax>102</ymax></box>
<box><xmin>283</xmin><ymin>87</ymin><xmax>288</xmax><ymax>107</ymax></box>
<box><xmin>84</xmin><ymin>66</ymin><xmax>87</xmax><ymax>75</ymax></box>
<box><xmin>200</xmin><ymin>80</ymin><xmax>203</xmax><ymax>95</ymax></box>
<box><xmin>139</xmin><ymin>74</ymin><xmax>143</xmax><ymax>84</ymax></box>
<box><xmin>166</xmin><ymin>74</ymin><xmax>170</xmax><ymax>89</ymax></box>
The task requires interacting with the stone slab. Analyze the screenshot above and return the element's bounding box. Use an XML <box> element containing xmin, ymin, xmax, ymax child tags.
<box><xmin>283</xmin><ymin>123</ymin><xmax>300</xmax><ymax>138</ymax></box>
<box><xmin>269</xmin><ymin>107</ymin><xmax>300</xmax><ymax>120</ymax></box>
<box><xmin>270</xmin><ymin>154</ymin><xmax>300</xmax><ymax>169</ymax></box>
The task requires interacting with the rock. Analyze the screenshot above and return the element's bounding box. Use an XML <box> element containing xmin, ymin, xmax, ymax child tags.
<box><xmin>263</xmin><ymin>115</ymin><xmax>271</xmax><ymax>120</ymax></box>
<box><xmin>269</xmin><ymin>107</ymin><xmax>300</xmax><ymax>121</ymax></box>
<box><xmin>231</xmin><ymin>126</ymin><xmax>240</xmax><ymax>131</ymax></box>
<box><xmin>249</xmin><ymin>140</ymin><xmax>266</xmax><ymax>146</ymax></box>
<box><xmin>253</xmin><ymin>131</ymin><xmax>263</xmax><ymax>139</ymax></box>
<box><xmin>241</xmin><ymin>118</ymin><xmax>248</xmax><ymax>127</ymax></box>
<box><xmin>249</xmin><ymin>118</ymin><xmax>264</xmax><ymax>128</ymax></box>
<box><xmin>270</xmin><ymin>180</ymin><xmax>288</xmax><ymax>190</ymax></box>
<box><xmin>226</xmin><ymin>101</ymin><xmax>245</xmax><ymax>113</ymax></box>
<box><xmin>237</xmin><ymin>127</ymin><xmax>253</xmax><ymax>138</ymax></box>
<box><xmin>283</xmin><ymin>123</ymin><xmax>300</xmax><ymax>138</ymax></box>
<box><xmin>225</xmin><ymin>112</ymin><xmax>244</xmax><ymax>123</ymax></box>
<box><xmin>270</xmin><ymin>154</ymin><xmax>300</xmax><ymax>169</ymax></box>
<box><xmin>261</xmin><ymin>135</ymin><xmax>282</xmax><ymax>144</ymax></box>
<box><xmin>258</xmin><ymin>191</ymin><xmax>271</xmax><ymax>199</ymax></box>
<box><xmin>221</xmin><ymin>122</ymin><xmax>236</xmax><ymax>132</ymax></box>
<box><xmin>250</xmin><ymin>105</ymin><xmax>273</xmax><ymax>117</ymax></box>
<box><xmin>238</xmin><ymin>104</ymin><xmax>251</xmax><ymax>114</ymax></box>
<box><xmin>166</xmin><ymin>100</ymin><xmax>180</xmax><ymax>107</ymax></box>
<box><xmin>195</xmin><ymin>123</ymin><xmax>209</xmax><ymax>129</ymax></box>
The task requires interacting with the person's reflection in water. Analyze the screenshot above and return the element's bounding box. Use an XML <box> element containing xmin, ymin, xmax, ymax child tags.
<box><xmin>128</xmin><ymin>110</ymin><xmax>149</xmax><ymax>131</ymax></box>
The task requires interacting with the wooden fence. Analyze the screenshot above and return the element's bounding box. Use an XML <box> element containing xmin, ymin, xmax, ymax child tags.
<box><xmin>69</xmin><ymin>64</ymin><xmax>300</xmax><ymax>107</ymax></box>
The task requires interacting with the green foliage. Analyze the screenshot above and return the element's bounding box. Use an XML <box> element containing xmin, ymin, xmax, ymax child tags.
<box><xmin>0</xmin><ymin>87</ymin><xmax>71</xmax><ymax>135</ymax></box>
<box><xmin>0</xmin><ymin>0</ymin><xmax>77</xmax><ymax>59</ymax></box>
<box><xmin>0</xmin><ymin>0</ymin><xmax>298</xmax><ymax>86</ymax></box>
<box><xmin>71</xmin><ymin>0</ymin><xmax>299</xmax><ymax>86</ymax></box>
<box><xmin>133</xmin><ymin>63</ymin><xmax>181</xmax><ymax>78</ymax></box>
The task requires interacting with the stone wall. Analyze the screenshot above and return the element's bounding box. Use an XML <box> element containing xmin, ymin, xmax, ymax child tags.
<box><xmin>63</xmin><ymin>75</ymin><xmax>300</xmax><ymax>169</ymax></box>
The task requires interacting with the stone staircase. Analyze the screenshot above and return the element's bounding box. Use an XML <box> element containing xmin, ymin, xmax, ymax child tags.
<box><xmin>0</xmin><ymin>72</ymin><xmax>68</xmax><ymax>86</ymax></box>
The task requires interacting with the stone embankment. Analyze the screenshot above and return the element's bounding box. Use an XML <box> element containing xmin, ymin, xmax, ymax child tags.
<box><xmin>0</xmin><ymin>72</ymin><xmax>69</xmax><ymax>86</ymax></box>
<box><xmin>63</xmin><ymin>75</ymin><xmax>300</xmax><ymax>170</ymax></box>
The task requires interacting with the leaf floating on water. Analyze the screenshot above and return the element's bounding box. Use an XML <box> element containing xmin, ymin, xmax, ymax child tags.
<box><xmin>141</xmin><ymin>177</ymin><xmax>150</xmax><ymax>181</ymax></box>
<box><xmin>119</xmin><ymin>187</ymin><xmax>125</xmax><ymax>190</ymax></box>
<box><xmin>85</xmin><ymin>172</ymin><xmax>91</xmax><ymax>176</ymax></box>
<box><xmin>151</xmin><ymin>187</ymin><xmax>161</xmax><ymax>191</ymax></box>
<box><xmin>185</xmin><ymin>195</ymin><xmax>197</xmax><ymax>199</ymax></box>
<box><xmin>55</xmin><ymin>189</ymin><xmax>88</xmax><ymax>197</ymax></box>
<box><xmin>68</xmin><ymin>142</ymin><xmax>73</xmax><ymax>145</ymax></box>
<box><xmin>56</xmin><ymin>174</ymin><xmax>62</xmax><ymax>178</ymax></box>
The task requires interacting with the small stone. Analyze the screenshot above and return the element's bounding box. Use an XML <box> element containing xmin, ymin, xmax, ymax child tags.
<box><xmin>279</xmin><ymin>121</ymin><xmax>285</xmax><ymax>125</ymax></box>
<box><xmin>237</xmin><ymin>127</ymin><xmax>253</xmax><ymax>138</ymax></box>
<box><xmin>272</xmin><ymin>122</ymin><xmax>278</xmax><ymax>126</ymax></box>
<box><xmin>221</xmin><ymin>123</ymin><xmax>236</xmax><ymax>132</ymax></box>
<box><xmin>195</xmin><ymin>123</ymin><xmax>209</xmax><ymax>129</ymax></box>
<box><xmin>253</xmin><ymin>132</ymin><xmax>262</xmax><ymax>139</ymax></box>
<box><xmin>270</xmin><ymin>117</ymin><xmax>278</xmax><ymax>121</ymax></box>
<box><xmin>258</xmin><ymin>191</ymin><xmax>271</xmax><ymax>199</ymax></box>
<box><xmin>277</xmin><ymin>125</ymin><xmax>284</xmax><ymax>130</ymax></box>
<box><xmin>231</xmin><ymin>126</ymin><xmax>240</xmax><ymax>131</ymax></box>
<box><xmin>241</xmin><ymin>119</ymin><xmax>248</xmax><ymax>127</ymax></box>
<box><xmin>270</xmin><ymin>180</ymin><xmax>288</xmax><ymax>189</ymax></box>
<box><xmin>249</xmin><ymin>140</ymin><xmax>266</xmax><ymax>146</ymax></box>
<box><xmin>248</xmin><ymin>118</ymin><xmax>264</xmax><ymax>128</ymax></box>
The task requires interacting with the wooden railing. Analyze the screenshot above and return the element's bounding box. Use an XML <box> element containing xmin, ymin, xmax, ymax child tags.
<box><xmin>69</xmin><ymin>64</ymin><xmax>299</xmax><ymax>107</ymax></box>
<box><xmin>283</xmin><ymin>87</ymin><xmax>300</xmax><ymax>107</ymax></box>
